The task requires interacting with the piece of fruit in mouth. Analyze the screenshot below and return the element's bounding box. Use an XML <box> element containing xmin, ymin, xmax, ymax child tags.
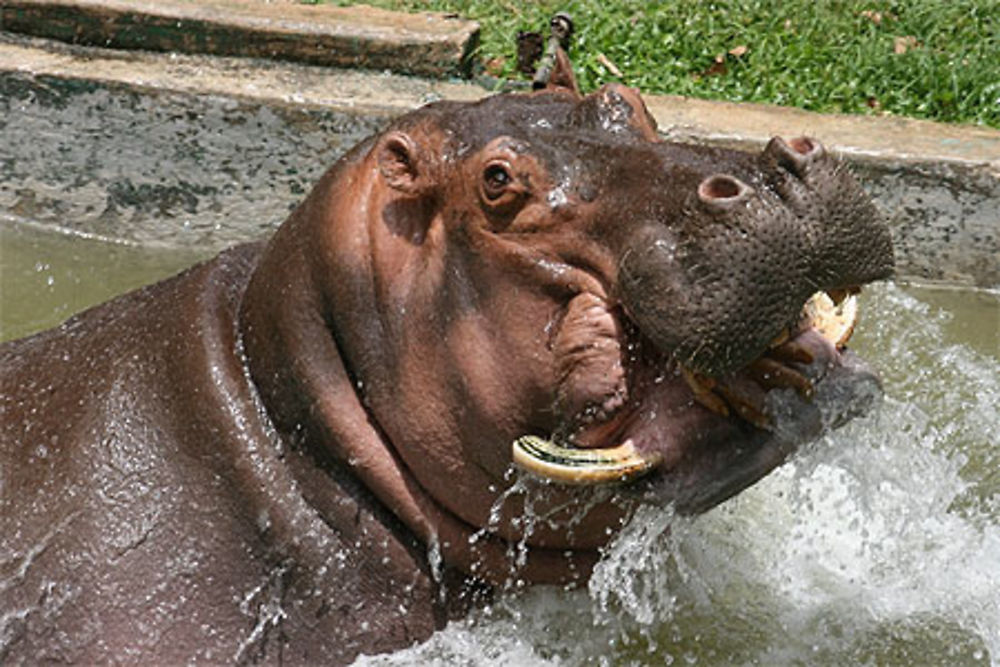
<box><xmin>512</xmin><ymin>289</ymin><xmax>862</xmax><ymax>485</ymax></box>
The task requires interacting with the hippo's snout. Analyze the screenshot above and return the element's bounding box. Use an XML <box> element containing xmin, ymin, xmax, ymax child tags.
<box><xmin>618</xmin><ymin>136</ymin><xmax>894</xmax><ymax>378</ymax></box>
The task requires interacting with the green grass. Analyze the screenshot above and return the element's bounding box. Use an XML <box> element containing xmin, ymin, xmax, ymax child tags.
<box><xmin>332</xmin><ymin>0</ymin><xmax>1000</xmax><ymax>128</ymax></box>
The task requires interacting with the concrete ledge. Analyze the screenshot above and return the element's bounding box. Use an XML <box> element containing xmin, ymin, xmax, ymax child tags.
<box><xmin>0</xmin><ymin>35</ymin><xmax>484</xmax><ymax>115</ymax></box>
<box><xmin>1</xmin><ymin>35</ymin><xmax>998</xmax><ymax>287</ymax></box>
<box><xmin>0</xmin><ymin>0</ymin><xmax>480</xmax><ymax>77</ymax></box>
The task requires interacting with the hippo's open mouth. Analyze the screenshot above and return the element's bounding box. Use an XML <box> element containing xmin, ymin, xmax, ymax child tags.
<box><xmin>513</xmin><ymin>289</ymin><xmax>880</xmax><ymax>512</ymax></box>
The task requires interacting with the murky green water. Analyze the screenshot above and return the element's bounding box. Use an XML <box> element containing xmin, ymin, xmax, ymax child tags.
<box><xmin>2</xmin><ymin>221</ymin><xmax>998</xmax><ymax>665</ymax></box>
<box><xmin>0</xmin><ymin>220</ymin><xmax>213</xmax><ymax>341</ymax></box>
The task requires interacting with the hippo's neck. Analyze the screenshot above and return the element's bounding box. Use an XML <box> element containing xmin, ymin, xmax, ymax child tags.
<box><xmin>237</xmin><ymin>178</ymin><xmax>598</xmax><ymax>589</ymax></box>
<box><xmin>235</xmin><ymin>208</ymin><xmax>491</xmax><ymax>628</ymax></box>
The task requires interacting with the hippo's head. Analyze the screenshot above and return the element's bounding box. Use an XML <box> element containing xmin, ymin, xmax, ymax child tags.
<box><xmin>241</xmin><ymin>82</ymin><xmax>893</xmax><ymax>584</ymax></box>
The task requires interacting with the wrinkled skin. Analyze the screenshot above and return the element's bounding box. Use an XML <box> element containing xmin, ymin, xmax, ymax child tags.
<box><xmin>0</xmin><ymin>80</ymin><xmax>893</xmax><ymax>664</ymax></box>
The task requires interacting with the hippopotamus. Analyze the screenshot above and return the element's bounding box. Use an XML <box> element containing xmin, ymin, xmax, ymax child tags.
<box><xmin>0</xmin><ymin>60</ymin><xmax>893</xmax><ymax>663</ymax></box>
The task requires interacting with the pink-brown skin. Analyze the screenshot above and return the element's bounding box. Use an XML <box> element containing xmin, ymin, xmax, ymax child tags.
<box><xmin>1</xmin><ymin>78</ymin><xmax>893</xmax><ymax>663</ymax></box>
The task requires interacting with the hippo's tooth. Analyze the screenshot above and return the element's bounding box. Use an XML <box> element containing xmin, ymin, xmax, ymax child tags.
<box><xmin>681</xmin><ymin>367</ymin><xmax>730</xmax><ymax>417</ymax></box>
<box><xmin>512</xmin><ymin>435</ymin><xmax>661</xmax><ymax>485</ymax></box>
<box><xmin>803</xmin><ymin>291</ymin><xmax>859</xmax><ymax>348</ymax></box>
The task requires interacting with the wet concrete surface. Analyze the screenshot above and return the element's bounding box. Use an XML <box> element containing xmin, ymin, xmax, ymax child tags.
<box><xmin>1</xmin><ymin>56</ymin><xmax>385</xmax><ymax>247</ymax></box>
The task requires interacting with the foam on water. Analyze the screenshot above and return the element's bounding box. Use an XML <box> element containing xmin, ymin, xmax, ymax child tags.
<box><xmin>356</xmin><ymin>283</ymin><xmax>1000</xmax><ymax>666</ymax></box>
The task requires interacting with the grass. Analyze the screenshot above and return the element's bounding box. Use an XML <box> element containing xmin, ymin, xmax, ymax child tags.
<box><xmin>331</xmin><ymin>0</ymin><xmax>1000</xmax><ymax>128</ymax></box>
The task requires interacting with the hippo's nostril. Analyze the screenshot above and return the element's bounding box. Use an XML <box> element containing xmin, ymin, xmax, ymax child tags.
<box><xmin>788</xmin><ymin>136</ymin><xmax>819</xmax><ymax>156</ymax></box>
<box><xmin>698</xmin><ymin>174</ymin><xmax>752</xmax><ymax>206</ymax></box>
<box><xmin>764</xmin><ymin>136</ymin><xmax>825</xmax><ymax>178</ymax></box>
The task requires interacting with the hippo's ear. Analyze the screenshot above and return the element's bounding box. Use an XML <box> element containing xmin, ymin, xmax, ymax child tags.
<box><xmin>376</xmin><ymin>132</ymin><xmax>427</xmax><ymax>196</ymax></box>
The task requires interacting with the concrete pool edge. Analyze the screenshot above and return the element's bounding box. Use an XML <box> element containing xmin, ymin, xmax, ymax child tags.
<box><xmin>1</xmin><ymin>33</ymin><xmax>998</xmax><ymax>287</ymax></box>
<box><xmin>0</xmin><ymin>0</ymin><xmax>481</xmax><ymax>78</ymax></box>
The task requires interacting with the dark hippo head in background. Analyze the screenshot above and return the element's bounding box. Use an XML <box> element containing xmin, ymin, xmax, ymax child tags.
<box><xmin>242</xmin><ymin>80</ymin><xmax>894</xmax><ymax>582</ymax></box>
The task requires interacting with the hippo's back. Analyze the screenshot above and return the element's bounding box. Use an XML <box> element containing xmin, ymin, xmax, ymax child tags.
<box><xmin>0</xmin><ymin>243</ymin><xmax>274</xmax><ymax>663</ymax></box>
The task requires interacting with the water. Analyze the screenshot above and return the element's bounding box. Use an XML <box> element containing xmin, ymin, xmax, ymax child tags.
<box><xmin>2</xmin><ymin>222</ymin><xmax>998</xmax><ymax>665</ymax></box>
<box><xmin>0</xmin><ymin>220</ymin><xmax>213</xmax><ymax>341</ymax></box>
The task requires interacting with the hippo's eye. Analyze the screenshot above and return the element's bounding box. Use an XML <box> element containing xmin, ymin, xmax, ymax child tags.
<box><xmin>482</xmin><ymin>163</ymin><xmax>514</xmax><ymax>200</ymax></box>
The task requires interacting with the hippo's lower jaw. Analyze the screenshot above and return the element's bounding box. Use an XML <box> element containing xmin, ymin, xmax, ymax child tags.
<box><xmin>513</xmin><ymin>290</ymin><xmax>882</xmax><ymax>512</ymax></box>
